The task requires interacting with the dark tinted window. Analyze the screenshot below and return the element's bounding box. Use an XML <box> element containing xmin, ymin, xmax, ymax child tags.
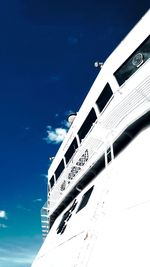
<box><xmin>107</xmin><ymin>147</ymin><xmax>112</xmax><ymax>164</ymax></box>
<box><xmin>57</xmin><ymin>200</ymin><xmax>77</xmax><ymax>235</ymax></box>
<box><xmin>55</xmin><ymin>160</ymin><xmax>65</xmax><ymax>180</ymax></box>
<box><xmin>96</xmin><ymin>83</ymin><xmax>113</xmax><ymax>112</ymax></box>
<box><xmin>65</xmin><ymin>138</ymin><xmax>78</xmax><ymax>164</ymax></box>
<box><xmin>78</xmin><ymin>108</ymin><xmax>97</xmax><ymax>142</ymax></box>
<box><xmin>50</xmin><ymin>175</ymin><xmax>55</xmax><ymax>188</ymax></box>
<box><xmin>77</xmin><ymin>186</ymin><xmax>94</xmax><ymax>213</ymax></box>
<box><xmin>114</xmin><ymin>36</ymin><xmax>150</xmax><ymax>86</ymax></box>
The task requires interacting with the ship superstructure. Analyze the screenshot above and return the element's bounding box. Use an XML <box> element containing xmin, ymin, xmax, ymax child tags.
<box><xmin>32</xmin><ymin>10</ymin><xmax>150</xmax><ymax>267</ymax></box>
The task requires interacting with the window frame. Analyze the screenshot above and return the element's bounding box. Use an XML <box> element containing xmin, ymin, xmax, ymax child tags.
<box><xmin>76</xmin><ymin>186</ymin><xmax>94</xmax><ymax>213</ymax></box>
<box><xmin>114</xmin><ymin>35</ymin><xmax>150</xmax><ymax>86</ymax></box>
<box><xmin>49</xmin><ymin>175</ymin><xmax>55</xmax><ymax>188</ymax></box>
<box><xmin>96</xmin><ymin>83</ymin><xmax>113</xmax><ymax>113</ymax></box>
<box><xmin>78</xmin><ymin>108</ymin><xmax>97</xmax><ymax>142</ymax></box>
<box><xmin>65</xmin><ymin>138</ymin><xmax>78</xmax><ymax>164</ymax></box>
<box><xmin>55</xmin><ymin>159</ymin><xmax>65</xmax><ymax>181</ymax></box>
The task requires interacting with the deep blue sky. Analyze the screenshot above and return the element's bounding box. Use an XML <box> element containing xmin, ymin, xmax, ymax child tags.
<box><xmin>0</xmin><ymin>1</ymin><xmax>149</xmax><ymax>266</ymax></box>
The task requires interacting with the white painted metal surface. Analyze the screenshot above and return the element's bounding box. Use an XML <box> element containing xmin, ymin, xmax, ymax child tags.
<box><xmin>32</xmin><ymin>10</ymin><xmax>150</xmax><ymax>267</ymax></box>
<box><xmin>32</xmin><ymin>127</ymin><xmax>150</xmax><ymax>267</ymax></box>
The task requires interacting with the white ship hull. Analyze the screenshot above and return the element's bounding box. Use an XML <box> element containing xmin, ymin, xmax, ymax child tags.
<box><xmin>32</xmin><ymin>10</ymin><xmax>150</xmax><ymax>267</ymax></box>
<box><xmin>32</xmin><ymin>120</ymin><xmax>150</xmax><ymax>267</ymax></box>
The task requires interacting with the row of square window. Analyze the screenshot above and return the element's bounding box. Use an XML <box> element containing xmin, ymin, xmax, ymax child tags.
<box><xmin>49</xmin><ymin>83</ymin><xmax>113</xmax><ymax>188</ymax></box>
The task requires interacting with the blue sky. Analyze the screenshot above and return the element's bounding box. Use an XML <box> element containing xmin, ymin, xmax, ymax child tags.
<box><xmin>0</xmin><ymin>1</ymin><xmax>149</xmax><ymax>266</ymax></box>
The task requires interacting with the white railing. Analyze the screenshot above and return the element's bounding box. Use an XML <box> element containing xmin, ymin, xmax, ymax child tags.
<box><xmin>48</xmin><ymin>74</ymin><xmax>150</xmax><ymax>217</ymax></box>
<box><xmin>41</xmin><ymin>201</ymin><xmax>49</xmax><ymax>239</ymax></box>
<box><xmin>48</xmin><ymin>135</ymin><xmax>103</xmax><ymax>214</ymax></box>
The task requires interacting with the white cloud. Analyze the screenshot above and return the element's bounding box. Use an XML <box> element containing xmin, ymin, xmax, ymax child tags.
<box><xmin>0</xmin><ymin>223</ymin><xmax>7</xmax><ymax>228</ymax></box>
<box><xmin>61</xmin><ymin>119</ymin><xmax>70</xmax><ymax>128</ymax></box>
<box><xmin>0</xmin><ymin>236</ymin><xmax>42</xmax><ymax>267</ymax></box>
<box><xmin>16</xmin><ymin>205</ymin><xmax>31</xmax><ymax>212</ymax></box>
<box><xmin>33</xmin><ymin>198</ymin><xmax>42</xmax><ymax>203</ymax></box>
<box><xmin>25</xmin><ymin>127</ymin><xmax>30</xmax><ymax>131</ymax></box>
<box><xmin>44</xmin><ymin>111</ymin><xmax>76</xmax><ymax>145</ymax></box>
<box><xmin>41</xmin><ymin>174</ymin><xmax>48</xmax><ymax>179</ymax></box>
<box><xmin>0</xmin><ymin>246</ymin><xmax>35</xmax><ymax>266</ymax></box>
<box><xmin>0</xmin><ymin>210</ymin><xmax>7</xmax><ymax>219</ymax></box>
<box><xmin>67</xmin><ymin>36</ymin><xmax>79</xmax><ymax>45</ymax></box>
<box><xmin>49</xmin><ymin>74</ymin><xmax>60</xmax><ymax>82</ymax></box>
<box><xmin>44</xmin><ymin>126</ymin><xmax>67</xmax><ymax>144</ymax></box>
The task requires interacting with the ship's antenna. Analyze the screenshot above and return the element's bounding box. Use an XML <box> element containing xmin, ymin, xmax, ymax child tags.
<box><xmin>94</xmin><ymin>61</ymin><xmax>103</xmax><ymax>69</ymax></box>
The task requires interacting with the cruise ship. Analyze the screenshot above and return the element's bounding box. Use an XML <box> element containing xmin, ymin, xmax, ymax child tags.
<box><xmin>32</xmin><ymin>10</ymin><xmax>150</xmax><ymax>267</ymax></box>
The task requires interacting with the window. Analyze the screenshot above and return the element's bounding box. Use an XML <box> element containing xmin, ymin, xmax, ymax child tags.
<box><xmin>114</xmin><ymin>36</ymin><xmax>150</xmax><ymax>86</ymax></box>
<box><xmin>57</xmin><ymin>200</ymin><xmax>77</xmax><ymax>235</ymax></box>
<box><xmin>65</xmin><ymin>138</ymin><xmax>78</xmax><ymax>164</ymax></box>
<box><xmin>50</xmin><ymin>175</ymin><xmax>55</xmax><ymax>188</ymax></box>
<box><xmin>106</xmin><ymin>147</ymin><xmax>112</xmax><ymax>164</ymax></box>
<box><xmin>55</xmin><ymin>159</ymin><xmax>65</xmax><ymax>180</ymax></box>
<box><xmin>57</xmin><ymin>210</ymin><xmax>71</xmax><ymax>234</ymax></box>
<box><xmin>96</xmin><ymin>83</ymin><xmax>113</xmax><ymax>112</ymax></box>
<box><xmin>76</xmin><ymin>186</ymin><xmax>94</xmax><ymax>213</ymax></box>
<box><xmin>78</xmin><ymin>108</ymin><xmax>97</xmax><ymax>142</ymax></box>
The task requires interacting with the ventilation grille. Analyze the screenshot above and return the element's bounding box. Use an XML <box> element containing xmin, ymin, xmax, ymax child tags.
<box><xmin>49</xmin><ymin>137</ymin><xmax>102</xmax><ymax>213</ymax></box>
